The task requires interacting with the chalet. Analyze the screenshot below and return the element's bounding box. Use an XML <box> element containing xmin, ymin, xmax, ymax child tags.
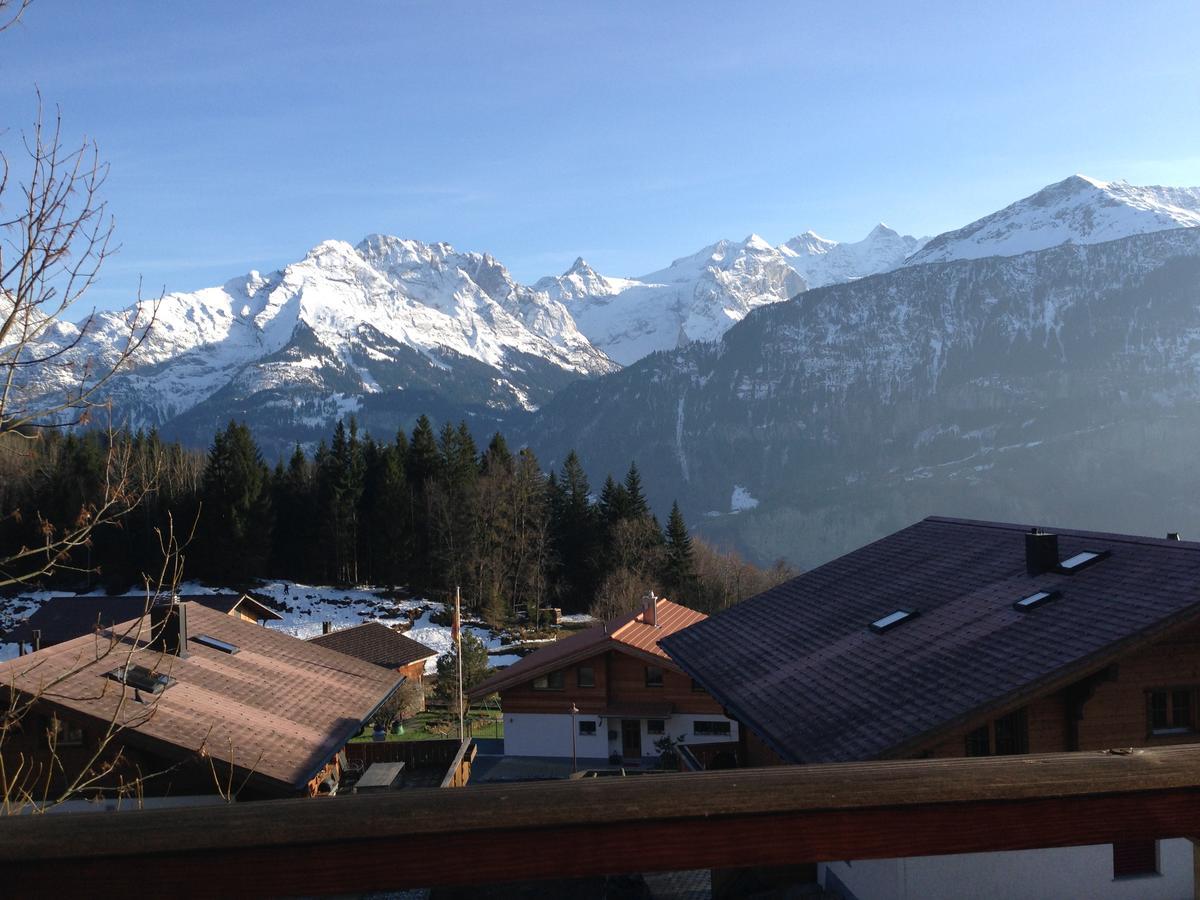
<box><xmin>308</xmin><ymin>621</ymin><xmax>437</xmax><ymax>684</ymax></box>
<box><xmin>0</xmin><ymin>599</ymin><xmax>402</xmax><ymax>804</ymax></box>
<box><xmin>5</xmin><ymin>592</ymin><xmax>281</xmax><ymax>653</ymax></box>
<box><xmin>468</xmin><ymin>596</ymin><xmax>738</xmax><ymax>763</ymax></box>
<box><xmin>663</xmin><ymin>516</ymin><xmax>1200</xmax><ymax>900</ymax></box>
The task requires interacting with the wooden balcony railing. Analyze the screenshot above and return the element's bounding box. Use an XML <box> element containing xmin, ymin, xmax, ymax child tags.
<box><xmin>4</xmin><ymin>743</ymin><xmax>1200</xmax><ymax>898</ymax></box>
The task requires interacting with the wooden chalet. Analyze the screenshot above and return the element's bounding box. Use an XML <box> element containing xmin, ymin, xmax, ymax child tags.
<box><xmin>0</xmin><ymin>600</ymin><xmax>402</xmax><ymax>804</ymax></box>
<box><xmin>663</xmin><ymin>516</ymin><xmax>1200</xmax><ymax>899</ymax></box>
<box><xmin>308</xmin><ymin>621</ymin><xmax>436</xmax><ymax>684</ymax></box>
<box><xmin>468</xmin><ymin>597</ymin><xmax>738</xmax><ymax>763</ymax></box>
<box><xmin>5</xmin><ymin>592</ymin><xmax>281</xmax><ymax>654</ymax></box>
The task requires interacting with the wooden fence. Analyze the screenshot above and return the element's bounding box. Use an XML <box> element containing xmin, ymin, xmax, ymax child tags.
<box><xmin>5</xmin><ymin>743</ymin><xmax>1200</xmax><ymax>897</ymax></box>
<box><xmin>344</xmin><ymin>738</ymin><xmax>462</xmax><ymax>770</ymax></box>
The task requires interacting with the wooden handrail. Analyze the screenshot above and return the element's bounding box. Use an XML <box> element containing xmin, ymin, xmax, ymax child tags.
<box><xmin>5</xmin><ymin>744</ymin><xmax>1200</xmax><ymax>897</ymax></box>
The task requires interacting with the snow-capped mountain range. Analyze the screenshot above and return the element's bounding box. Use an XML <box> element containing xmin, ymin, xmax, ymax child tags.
<box><xmin>907</xmin><ymin>174</ymin><xmax>1200</xmax><ymax>265</ymax></box>
<box><xmin>13</xmin><ymin>173</ymin><xmax>1200</xmax><ymax>454</ymax></box>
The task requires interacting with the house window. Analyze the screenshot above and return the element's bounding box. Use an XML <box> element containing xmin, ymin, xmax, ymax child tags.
<box><xmin>694</xmin><ymin>720</ymin><xmax>731</xmax><ymax>737</ymax></box>
<box><xmin>1148</xmin><ymin>687</ymin><xmax>1196</xmax><ymax>734</ymax></box>
<box><xmin>963</xmin><ymin>709</ymin><xmax>1028</xmax><ymax>756</ymax></box>
<box><xmin>644</xmin><ymin>666</ymin><xmax>664</xmax><ymax>688</ymax></box>
<box><xmin>577</xmin><ymin>666</ymin><xmax>595</xmax><ymax>688</ymax></box>
<box><xmin>578</xmin><ymin>720</ymin><xmax>597</xmax><ymax>736</ymax></box>
<box><xmin>691</xmin><ymin>678</ymin><xmax>706</xmax><ymax>693</ymax></box>
<box><xmin>647</xmin><ymin>719</ymin><xmax>665</xmax><ymax>735</ymax></box>
<box><xmin>49</xmin><ymin>715</ymin><xmax>84</xmax><ymax>748</ymax></box>
<box><xmin>532</xmin><ymin>670</ymin><xmax>565</xmax><ymax>691</ymax></box>
<box><xmin>1112</xmin><ymin>840</ymin><xmax>1158</xmax><ymax>878</ymax></box>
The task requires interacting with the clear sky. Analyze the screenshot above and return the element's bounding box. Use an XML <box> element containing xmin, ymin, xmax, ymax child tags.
<box><xmin>4</xmin><ymin>0</ymin><xmax>1200</xmax><ymax>310</ymax></box>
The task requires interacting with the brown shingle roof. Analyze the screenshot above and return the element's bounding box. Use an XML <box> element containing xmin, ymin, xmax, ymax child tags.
<box><xmin>468</xmin><ymin>598</ymin><xmax>705</xmax><ymax>699</ymax></box>
<box><xmin>0</xmin><ymin>603</ymin><xmax>402</xmax><ymax>795</ymax></box>
<box><xmin>5</xmin><ymin>593</ymin><xmax>280</xmax><ymax>646</ymax></box>
<box><xmin>308</xmin><ymin>622</ymin><xmax>436</xmax><ymax>670</ymax></box>
<box><xmin>661</xmin><ymin>516</ymin><xmax>1200</xmax><ymax>765</ymax></box>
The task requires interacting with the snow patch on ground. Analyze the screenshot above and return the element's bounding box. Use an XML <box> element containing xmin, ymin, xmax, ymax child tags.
<box><xmin>730</xmin><ymin>485</ymin><xmax>760</xmax><ymax>513</ymax></box>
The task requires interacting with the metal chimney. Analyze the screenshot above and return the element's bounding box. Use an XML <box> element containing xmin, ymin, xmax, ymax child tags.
<box><xmin>1025</xmin><ymin>528</ymin><xmax>1059</xmax><ymax>575</ymax></box>
<box><xmin>151</xmin><ymin>600</ymin><xmax>189</xmax><ymax>658</ymax></box>
<box><xmin>642</xmin><ymin>591</ymin><xmax>658</xmax><ymax>627</ymax></box>
<box><xmin>322</xmin><ymin>621</ymin><xmax>333</xmax><ymax>635</ymax></box>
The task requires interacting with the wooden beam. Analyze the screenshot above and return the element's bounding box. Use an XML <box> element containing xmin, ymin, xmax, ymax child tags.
<box><xmin>5</xmin><ymin>745</ymin><xmax>1200</xmax><ymax>897</ymax></box>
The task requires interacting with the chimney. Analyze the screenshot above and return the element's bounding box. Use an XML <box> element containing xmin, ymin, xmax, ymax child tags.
<box><xmin>642</xmin><ymin>591</ymin><xmax>658</xmax><ymax>627</ymax></box>
<box><xmin>1168</xmin><ymin>532</ymin><xmax>1182</xmax><ymax>541</ymax></box>
<box><xmin>322</xmin><ymin>621</ymin><xmax>333</xmax><ymax>635</ymax></box>
<box><xmin>1025</xmin><ymin>528</ymin><xmax>1059</xmax><ymax>575</ymax></box>
<box><xmin>150</xmin><ymin>600</ymin><xmax>189</xmax><ymax>658</ymax></box>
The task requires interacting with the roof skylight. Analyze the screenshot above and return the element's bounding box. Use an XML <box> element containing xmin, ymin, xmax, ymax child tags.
<box><xmin>1059</xmin><ymin>550</ymin><xmax>1108</xmax><ymax>572</ymax></box>
<box><xmin>869</xmin><ymin>610</ymin><xmax>915</xmax><ymax>633</ymax></box>
<box><xmin>1015</xmin><ymin>590</ymin><xmax>1060</xmax><ymax>611</ymax></box>
<box><xmin>107</xmin><ymin>665</ymin><xmax>172</xmax><ymax>694</ymax></box>
<box><xmin>193</xmin><ymin>634</ymin><xmax>239</xmax><ymax>654</ymax></box>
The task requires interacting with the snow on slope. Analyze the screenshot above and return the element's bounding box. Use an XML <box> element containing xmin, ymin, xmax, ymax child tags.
<box><xmin>536</xmin><ymin>235</ymin><xmax>806</xmax><ymax>366</ymax></box>
<box><xmin>779</xmin><ymin>224</ymin><xmax>927</xmax><ymax>287</ymax></box>
<box><xmin>908</xmin><ymin>175</ymin><xmax>1200</xmax><ymax>265</ymax></box>
<box><xmin>21</xmin><ymin>236</ymin><xmax>617</xmax><ymax>427</ymax></box>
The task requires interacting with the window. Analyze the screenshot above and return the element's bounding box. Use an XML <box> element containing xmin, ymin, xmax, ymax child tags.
<box><xmin>1014</xmin><ymin>590</ymin><xmax>1060</xmax><ymax>611</ymax></box>
<box><xmin>532</xmin><ymin>670</ymin><xmax>565</xmax><ymax>691</ymax></box>
<box><xmin>578</xmin><ymin>720</ymin><xmax>596</xmax><ymax>736</ymax></box>
<box><xmin>993</xmin><ymin>709</ymin><xmax>1029</xmax><ymax>755</ymax></box>
<box><xmin>965</xmin><ymin>725</ymin><xmax>990</xmax><ymax>757</ymax></box>
<box><xmin>963</xmin><ymin>709</ymin><xmax>1028</xmax><ymax>756</ymax></box>
<box><xmin>1148</xmin><ymin>687</ymin><xmax>1196</xmax><ymax>734</ymax></box>
<box><xmin>106</xmin><ymin>664</ymin><xmax>172</xmax><ymax>695</ymax></box>
<box><xmin>50</xmin><ymin>715</ymin><xmax>83</xmax><ymax>748</ymax></box>
<box><xmin>1113</xmin><ymin>840</ymin><xmax>1158</xmax><ymax>878</ymax></box>
<box><xmin>577</xmin><ymin>666</ymin><xmax>595</xmax><ymax>688</ymax></box>
<box><xmin>1059</xmin><ymin>550</ymin><xmax>1108</xmax><ymax>573</ymax></box>
<box><xmin>647</xmin><ymin>719</ymin><xmax>665</xmax><ymax>735</ymax></box>
<box><xmin>644</xmin><ymin>666</ymin><xmax>664</xmax><ymax>688</ymax></box>
<box><xmin>869</xmin><ymin>610</ymin><xmax>915</xmax><ymax>633</ymax></box>
<box><xmin>691</xmin><ymin>678</ymin><xmax>706</xmax><ymax>693</ymax></box>
<box><xmin>694</xmin><ymin>720</ymin><xmax>731</xmax><ymax>737</ymax></box>
<box><xmin>193</xmin><ymin>634</ymin><xmax>239</xmax><ymax>654</ymax></box>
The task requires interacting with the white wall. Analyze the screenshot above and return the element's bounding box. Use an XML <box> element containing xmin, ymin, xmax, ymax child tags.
<box><xmin>820</xmin><ymin>840</ymin><xmax>1193</xmax><ymax>900</ymax></box>
<box><xmin>503</xmin><ymin>712</ymin><xmax>738</xmax><ymax>760</ymax></box>
<box><xmin>504</xmin><ymin>713</ymin><xmax>609</xmax><ymax>758</ymax></box>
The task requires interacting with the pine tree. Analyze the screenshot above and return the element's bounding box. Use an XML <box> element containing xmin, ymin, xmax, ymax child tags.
<box><xmin>623</xmin><ymin>461</ymin><xmax>649</xmax><ymax>519</ymax></box>
<box><xmin>197</xmin><ymin>421</ymin><xmax>272</xmax><ymax>582</ymax></box>
<box><xmin>663</xmin><ymin>501</ymin><xmax>695</xmax><ymax>600</ymax></box>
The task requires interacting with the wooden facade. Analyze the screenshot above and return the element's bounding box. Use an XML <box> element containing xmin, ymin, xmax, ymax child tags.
<box><xmin>915</xmin><ymin>620</ymin><xmax>1200</xmax><ymax>760</ymax></box>
<box><xmin>500</xmin><ymin>647</ymin><xmax>726</xmax><ymax>717</ymax></box>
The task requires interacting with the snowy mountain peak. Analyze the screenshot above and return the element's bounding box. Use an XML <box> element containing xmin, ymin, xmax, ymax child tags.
<box><xmin>778</xmin><ymin>224</ymin><xmax>927</xmax><ymax>289</ymax></box>
<box><xmin>908</xmin><ymin>174</ymin><xmax>1200</xmax><ymax>266</ymax></box>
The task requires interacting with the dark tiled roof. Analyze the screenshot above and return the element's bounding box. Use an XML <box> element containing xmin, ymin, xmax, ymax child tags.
<box><xmin>307</xmin><ymin>622</ymin><xmax>436</xmax><ymax>670</ymax></box>
<box><xmin>661</xmin><ymin>517</ymin><xmax>1200</xmax><ymax>764</ymax></box>
<box><xmin>468</xmin><ymin>599</ymin><xmax>705</xmax><ymax>700</ymax></box>
<box><xmin>0</xmin><ymin>603</ymin><xmax>402</xmax><ymax>794</ymax></box>
<box><xmin>5</xmin><ymin>593</ymin><xmax>279</xmax><ymax>646</ymax></box>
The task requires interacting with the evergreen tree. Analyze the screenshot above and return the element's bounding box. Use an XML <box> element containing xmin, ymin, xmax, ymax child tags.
<box><xmin>623</xmin><ymin>461</ymin><xmax>649</xmax><ymax>519</ymax></box>
<box><xmin>663</xmin><ymin>501</ymin><xmax>695</xmax><ymax>600</ymax></box>
<box><xmin>197</xmin><ymin>421</ymin><xmax>272</xmax><ymax>582</ymax></box>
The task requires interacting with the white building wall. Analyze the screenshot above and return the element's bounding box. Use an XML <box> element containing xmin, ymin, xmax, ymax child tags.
<box><xmin>504</xmin><ymin>712</ymin><xmax>738</xmax><ymax>760</ymax></box>
<box><xmin>820</xmin><ymin>840</ymin><xmax>1193</xmax><ymax>900</ymax></box>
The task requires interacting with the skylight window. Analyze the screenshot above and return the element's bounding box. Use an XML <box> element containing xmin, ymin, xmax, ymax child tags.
<box><xmin>1059</xmin><ymin>550</ymin><xmax>1108</xmax><ymax>573</ymax></box>
<box><xmin>1015</xmin><ymin>590</ymin><xmax>1060</xmax><ymax>611</ymax></box>
<box><xmin>193</xmin><ymin>634</ymin><xmax>239</xmax><ymax>654</ymax></box>
<box><xmin>870</xmin><ymin>610</ymin><xmax>915</xmax><ymax>633</ymax></box>
<box><xmin>107</xmin><ymin>665</ymin><xmax>172</xmax><ymax>694</ymax></box>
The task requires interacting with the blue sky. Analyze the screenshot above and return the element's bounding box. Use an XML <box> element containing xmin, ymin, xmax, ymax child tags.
<box><xmin>4</xmin><ymin>0</ymin><xmax>1200</xmax><ymax>310</ymax></box>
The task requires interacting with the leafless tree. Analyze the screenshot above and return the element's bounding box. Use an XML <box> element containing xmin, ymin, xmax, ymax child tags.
<box><xmin>0</xmin><ymin>12</ymin><xmax>159</xmax><ymax>587</ymax></box>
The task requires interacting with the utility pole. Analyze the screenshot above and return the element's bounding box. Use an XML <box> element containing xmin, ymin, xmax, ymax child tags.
<box><xmin>455</xmin><ymin>586</ymin><xmax>465</xmax><ymax>742</ymax></box>
<box><xmin>571</xmin><ymin>703</ymin><xmax>579</xmax><ymax>774</ymax></box>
